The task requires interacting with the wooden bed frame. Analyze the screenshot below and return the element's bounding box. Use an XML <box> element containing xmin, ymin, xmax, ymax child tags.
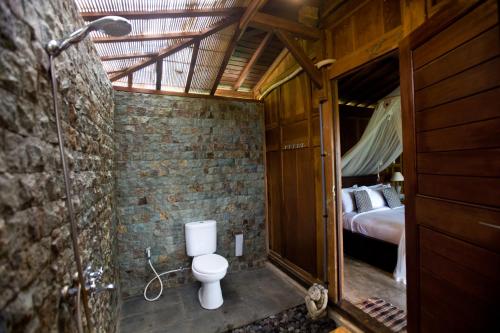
<box><xmin>341</xmin><ymin>175</ymin><xmax>399</xmax><ymax>273</ymax></box>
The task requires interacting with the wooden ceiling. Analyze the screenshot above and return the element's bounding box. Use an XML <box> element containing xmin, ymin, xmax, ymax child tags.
<box><xmin>338</xmin><ymin>53</ymin><xmax>400</xmax><ymax>107</ymax></box>
<box><xmin>76</xmin><ymin>0</ymin><xmax>322</xmax><ymax>99</ymax></box>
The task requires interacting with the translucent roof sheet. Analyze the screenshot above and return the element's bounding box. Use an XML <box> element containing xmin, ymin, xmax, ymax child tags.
<box><xmin>75</xmin><ymin>0</ymin><xmax>277</xmax><ymax>95</ymax></box>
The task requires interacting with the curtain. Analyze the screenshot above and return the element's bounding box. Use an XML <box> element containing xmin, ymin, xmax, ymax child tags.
<box><xmin>341</xmin><ymin>88</ymin><xmax>402</xmax><ymax>177</ymax></box>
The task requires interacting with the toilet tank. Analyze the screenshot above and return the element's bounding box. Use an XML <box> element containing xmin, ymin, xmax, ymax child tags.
<box><xmin>185</xmin><ymin>220</ymin><xmax>217</xmax><ymax>257</ymax></box>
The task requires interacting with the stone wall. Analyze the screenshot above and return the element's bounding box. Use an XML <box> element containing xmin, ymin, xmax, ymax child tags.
<box><xmin>114</xmin><ymin>91</ymin><xmax>267</xmax><ymax>297</ymax></box>
<box><xmin>0</xmin><ymin>1</ymin><xmax>118</xmax><ymax>332</ymax></box>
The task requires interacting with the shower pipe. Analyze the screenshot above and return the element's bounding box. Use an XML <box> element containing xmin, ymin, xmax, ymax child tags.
<box><xmin>46</xmin><ymin>16</ymin><xmax>131</xmax><ymax>333</ymax></box>
<box><xmin>318</xmin><ymin>102</ymin><xmax>329</xmax><ymax>286</ymax></box>
<box><xmin>48</xmin><ymin>54</ymin><xmax>92</xmax><ymax>332</ymax></box>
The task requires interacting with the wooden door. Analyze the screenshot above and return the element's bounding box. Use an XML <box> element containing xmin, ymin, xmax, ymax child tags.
<box><xmin>400</xmin><ymin>1</ymin><xmax>500</xmax><ymax>332</ymax></box>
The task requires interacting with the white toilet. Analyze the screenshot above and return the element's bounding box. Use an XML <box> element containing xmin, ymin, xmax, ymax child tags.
<box><xmin>185</xmin><ymin>220</ymin><xmax>228</xmax><ymax>310</ymax></box>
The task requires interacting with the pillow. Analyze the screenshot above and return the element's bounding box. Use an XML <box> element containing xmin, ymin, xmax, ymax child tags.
<box><xmin>353</xmin><ymin>190</ymin><xmax>373</xmax><ymax>213</ymax></box>
<box><xmin>382</xmin><ymin>187</ymin><xmax>403</xmax><ymax>208</ymax></box>
<box><xmin>366</xmin><ymin>188</ymin><xmax>387</xmax><ymax>209</ymax></box>
<box><xmin>342</xmin><ymin>189</ymin><xmax>357</xmax><ymax>213</ymax></box>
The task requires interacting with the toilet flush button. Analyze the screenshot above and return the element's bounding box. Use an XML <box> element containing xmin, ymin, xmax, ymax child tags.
<box><xmin>235</xmin><ymin>233</ymin><xmax>243</xmax><ymax>257</ymax></box>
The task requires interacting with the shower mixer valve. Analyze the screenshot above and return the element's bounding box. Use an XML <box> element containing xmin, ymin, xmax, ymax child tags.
<box><xmin>62</xmin><ymin>265</ymin><xmax>115</xmax><ymax>298</ymax></box>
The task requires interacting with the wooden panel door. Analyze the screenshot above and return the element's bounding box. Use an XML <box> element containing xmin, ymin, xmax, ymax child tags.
<box><xmin>400</xmin><ymin>1</ymin><xmax>500</xmax><ymax>332</ymax></box>
<box><xmin>282</xmin><ymin>148</ymin><xmax>317</xmax><ymax>276</ymax></box>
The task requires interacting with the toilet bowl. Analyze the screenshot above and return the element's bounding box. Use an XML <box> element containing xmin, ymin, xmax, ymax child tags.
<box><xmin>191</xmin><ymin>253</ymin><xmax>228</xmax><ymax>309</ymax></box>
<box><xmin>185</xmin><ymin>220</ymin><xmax>228</xmax><ymax>310</ymax></box>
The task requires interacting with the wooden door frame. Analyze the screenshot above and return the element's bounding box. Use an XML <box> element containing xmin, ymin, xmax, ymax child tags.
<box><xmin>323</xmin><ymin>47</ymin><xmax>400</xmax><ymax>298</ymax></box>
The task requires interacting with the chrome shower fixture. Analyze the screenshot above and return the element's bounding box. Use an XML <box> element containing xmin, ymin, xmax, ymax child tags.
<box><xmin>46</xmin><ymin>16</ymin><xmax>131</xmax><ymax>57</ymax></box>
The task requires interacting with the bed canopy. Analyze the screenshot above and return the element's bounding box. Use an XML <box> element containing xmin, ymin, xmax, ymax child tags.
<box><xmin>341</xmin><ymin>87</ymin><xmax>402</xmax><ymax>177</ymax></box>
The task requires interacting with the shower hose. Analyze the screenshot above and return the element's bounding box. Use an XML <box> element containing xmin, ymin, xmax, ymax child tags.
<box><xmin>143</xmin><ymin>248</ymin><xmax>189</xmax><ymax>302</ymax></box>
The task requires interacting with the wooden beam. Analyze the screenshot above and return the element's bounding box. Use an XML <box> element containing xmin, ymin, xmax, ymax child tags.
<box><xmin>92</xmin><ymin>31</ymin><xmax>202</xmax><ymax>43</ymax></box>
<box><xmin>156</xmin><ymin>59</ymin><xmax>163</xmax><ymax>90</ymax></box>
<box><xmin>109</xmin><ymin>17</ymin><xmax>239</xmax><ymax>82</ymax></box>
<box><xmin>127</xmin><ymin>74</ymin><xmax>132</xmax><ymax>87</ymax></box>
<box><xmin>239</xmin><ymin>0</ymin><xmax>269</xmax><ymax>38</ymax></box>
<box><xmin>101</xmin><ymin>52</ymin><xmax>157</xmax><ymax>61</ymax></box>
<box><xmin>81</xmin><ymin>7</ymin><xmax>245</xmax><ymax>21</ymax></box>
<box><xmin>210</xmin><ymin>27</ymin><xmax>240</xmax><ymax>95</ymax></box>
<box><xmin>211</xmin><ymin>0</ymin><xmax>268</xmax><ymax>95</ymax></box>
<box><xmin>233</xmin><ymin>32</ymin><xmax>272</xmax><ymax>90</ymax></box>
<box><xmin>109</xmin><ymin>39</ymin><xmax>195</xmax><ymax>81</ymax></box>
<box><xmin>274</xmin><ymin>29</ymin><xmax>322</xmax><ymax>88</ymax></box>
<box><xmin>113</xmin><ymin>85</ymin><xmax>258</xmax><ymax>102</ymax></box>
<box><xmin>249</xmin><ymin>12</ymin><xmax>321</xmax><ymax>40</ymax></box>
<box><xmin>185</xmin><ymin>41</ymin><xmax>200</xmax><ymax>93</ymax></box>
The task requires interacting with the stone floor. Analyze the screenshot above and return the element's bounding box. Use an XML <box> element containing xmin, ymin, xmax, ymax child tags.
<box><xmin>343</xmin><ymin>256</ymin><xmax>406</xmax><ymax>311</ymax></box>
<box><xmin>118</xmin><ymin>266</ymin><xmax>305</xmax><ymax>333</ymax></box>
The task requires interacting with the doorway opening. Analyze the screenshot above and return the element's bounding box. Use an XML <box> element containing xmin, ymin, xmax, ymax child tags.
<box><xmin>335</xmin><ymin>52</ymin><xmax>407</xmax><ymax>330</ymax></box>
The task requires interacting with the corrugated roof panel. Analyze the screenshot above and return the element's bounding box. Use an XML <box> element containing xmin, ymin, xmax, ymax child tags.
<box><xmin>190</xmin><ymin>24</ymin><xmax>236</xmax><ymax>92</ymax></box>
<box><xmin>76</xmin><ymin>0</ymin><xmax>248</xmax><ymax>12</ymax></box>
<box><xmin>161</xmin><ymin>46</ymin><xmax>192</xmax><ymax>92</ymax></box>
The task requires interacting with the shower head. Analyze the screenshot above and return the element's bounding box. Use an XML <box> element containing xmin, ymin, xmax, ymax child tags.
<box><xmin>46</xmin><ymin>16</ymin><xmax>131</xmax><ymax>57</ymax></box>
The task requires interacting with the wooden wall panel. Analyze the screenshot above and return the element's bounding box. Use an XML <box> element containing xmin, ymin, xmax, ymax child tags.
<box><xmin>416</xmin><ymin>87</ymin><xmax>500</xmax><ymax>132</ymax></box>
<box><xmin>264</xmin><ymin>88</ymin><xmax>280</xmax><ymax>128</ymax></box>
<box><xmin>331</xmin><ymin>20</ymin><xmax>355</xmax><ymax>59</ymax></box>
<box><xmin>352</xmin><ymin>0</ymin><xmax>384</xmax><ymax>49</ymax></box>
<box><xmin>413</xmin><ymin>0</ymin><xmax>498</xmax><ymax>69</ymax></box>
<box><xmin>281</xmin><ymin>73</ymin><xmax>311</xmax><ymax>123</ymax></box>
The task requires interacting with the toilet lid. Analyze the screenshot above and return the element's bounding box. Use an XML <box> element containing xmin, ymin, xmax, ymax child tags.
<box><xmin>192</xmin><ymin>254</ymin><xmax>228</xmax><ymax>274</ymax></box>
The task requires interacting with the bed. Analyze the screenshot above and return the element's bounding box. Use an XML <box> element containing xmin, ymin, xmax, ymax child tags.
<box><xmin>341</xmin><ymin>176</ymin><xmax>405</xmax><ymax>277</ymax></box>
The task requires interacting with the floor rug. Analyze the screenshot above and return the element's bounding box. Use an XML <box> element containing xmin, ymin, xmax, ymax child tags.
<box><xmin>228</xmin><ymin>304</ymin><xmax>337</xmax><ymax>333</ymax></box>
<box><xmin>357</xmin><ymin>297</ymin><xmax>407</xmax><ymax>332</ymax></box>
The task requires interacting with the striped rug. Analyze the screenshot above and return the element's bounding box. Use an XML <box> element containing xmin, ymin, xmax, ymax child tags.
<box><xmin>357</xmin><ymin>297</ymin><xmax>407</xmax><ymax>332</ymax></box>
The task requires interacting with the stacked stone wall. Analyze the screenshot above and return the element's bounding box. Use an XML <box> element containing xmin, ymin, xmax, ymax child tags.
<box><xmin>0</xmin><ymin>1</ymin><xmax>118</xmax><ymax>331</ymax></box>
<box><xmin>114</xmin><ymin>91</ymin><xmax>267</xmax><ymax>297</ymax></box>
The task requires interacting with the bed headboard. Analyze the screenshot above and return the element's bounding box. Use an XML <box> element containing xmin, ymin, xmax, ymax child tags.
<box><xmin>342</xmin><ymin>175</ymin><xmax>378</xmax><ymax>188</ymax></box>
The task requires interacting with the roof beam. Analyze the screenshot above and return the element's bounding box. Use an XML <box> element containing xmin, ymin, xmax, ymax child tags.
<box><xmin>109</xmin><ymin>16</ymin><xmax>239</xmax><ymax>82</ymax></box>
<box><xmin>81</xmin><ymin>7</ymin><xmax>245</xmax><ymax>21</ymax></box>
<box><xmin>92</xmin><ymin>31</ymin><xmax>202</xmax><ymax>43</ymax></box>
<box><xmin>238</xmin><ymin>0</ymin><xmax>269</xmax><ymax>38</ymax></box>
<box><xmin>233</xmin><ymin>32</ymin><xmax>272</xmax><ymax>90</ymax></box>
<box><xmin>185</xmin><ymin>41</ymin><xmax>200</xmax><ymax>93</ymax></box>
<box><xmin>210</xmin><ymin>0</ymin><xmax>268</xmax><ymax>95</ymax></box>
<box><xmin>156</xmin><ymin>59</ymin><xmax>163</xmax><ymax>90</ymax></box>
<box><xmin>274</xmin><ymin>29</ymin><xmax>322</xmax><ymax>88</ymax></box>
<box><xmin>101</xmin><ymin>52</ymin><xmax>157</xmax><ymax>61</ymax></box>
<box><xmin>249</xmin><ymin>12</ymin><xmax>321</xmax><ymax>40</ymax></box>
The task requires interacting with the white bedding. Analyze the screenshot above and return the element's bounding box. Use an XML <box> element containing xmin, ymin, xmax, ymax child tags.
<box><xmin>343</xmin><ymin>206</ymin><xmax>405</xmax><ymax>245</ymax></box>
<box><xmin>343</xmin><ymin>205</ymin><xmax>406</xmax><ymax>283</ymax></box>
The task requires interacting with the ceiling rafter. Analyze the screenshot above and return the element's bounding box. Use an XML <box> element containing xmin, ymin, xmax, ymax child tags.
<box><xmin>101</xmin><ymin>52</ymin><xmax>157</xmax><ymax>61</ymax></box>
<box><xmin>93</xmin><ymin>31</ymin><xmax>202</xmax><ymax>43</ymax></box>
<box><xmin>274</xmin><ymin>29</ymin><xmax>323</xmax><ymax>88</ymax></box>
<box><xmin>109</xmin><ymin>16</ymin><xmax>239</xmax><ymax>82</ymax></box>
<box><xmin>185</xmin><ymin>40</ymin><xmax>200</xmax><ymax>93</ymax></box>
<box><xmin>249</xmin><ymin>12</ymin><xmax>321</xmax><ymax>40</ymax></box>
<box><xmin>233</xmin><ymin>32</ymin><xmax>272</xmax><ymax>91</ymax></box>
<box><xmin>210</xmin><ymin>0</ymin><xmax>269</xmax><ymax>95</ymax></box>
<box><xmin>81</xmin><ymin>7</ymin><xmax>245</xmax><ymax>21</ymax></box>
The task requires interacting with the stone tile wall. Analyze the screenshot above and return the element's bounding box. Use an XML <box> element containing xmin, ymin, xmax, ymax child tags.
<box><xmin>114</xmin><ymin>91</ymin><xmax>267</xmax><ymax>297</ymax></box>
<box><xmin>0</xmin><ymin>1</ymin><xmax>118</xmax><ymax>332</ymax></box>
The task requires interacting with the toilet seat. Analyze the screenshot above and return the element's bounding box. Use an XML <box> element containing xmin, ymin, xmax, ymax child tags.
<box><xmin>192</xmin><ymin>254</ymin><xmax>228</xmax><ymax>275</ymax></box>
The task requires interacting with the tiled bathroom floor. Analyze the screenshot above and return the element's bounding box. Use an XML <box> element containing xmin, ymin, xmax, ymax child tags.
<box><xmin>118</xmin><ymin>265</ymin><xmax>305</xmax><ymax>333</ymax></box>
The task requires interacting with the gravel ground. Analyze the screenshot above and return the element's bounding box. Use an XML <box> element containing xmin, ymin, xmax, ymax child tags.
<box><xmin>229</xmin><ymin>304</ymin><xmax>337</xmax><ymax>333</ymax></box>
